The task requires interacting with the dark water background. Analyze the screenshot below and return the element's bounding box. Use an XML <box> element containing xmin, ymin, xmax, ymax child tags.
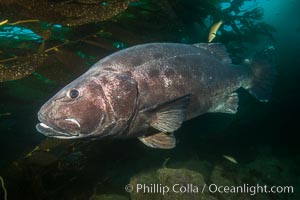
<box><xmin>0</xmin><ymin>0</ymin><xmax>300</xmax><ymax>199</ymax></box>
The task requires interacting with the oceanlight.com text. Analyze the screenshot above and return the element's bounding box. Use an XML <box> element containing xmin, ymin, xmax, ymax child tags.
<box><xmin>125</xmin><ymin>183</ymin><xmax>294</xmax><ymax>196</ymax></box>
<box><xmin>208</xmin><ymin>184</ymin><xmax>294</xmax><ymax>196</ymax></box>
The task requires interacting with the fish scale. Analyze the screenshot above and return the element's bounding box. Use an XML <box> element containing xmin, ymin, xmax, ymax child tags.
<box><xmin>36</xmin><ymin>42</ymin><xmax>275</xmax><ymax>149</ymax></box>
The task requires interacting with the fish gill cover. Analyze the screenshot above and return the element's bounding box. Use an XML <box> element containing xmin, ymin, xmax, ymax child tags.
<box><xmin>0</xmin><ymin>0</ymin><xmax>299</xmax><ymax>200</ymax></box>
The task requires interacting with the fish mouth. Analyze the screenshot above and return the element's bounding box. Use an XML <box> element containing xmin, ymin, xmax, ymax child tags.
<box><xmin>36</xmin><ymin>122</ymin><xmax>81</xmax><ymax>139</ymax></box>
<box><xmin>36</xmin><ymin>114</ymin><xmax>83</xmax><ymax>138</ymax></box>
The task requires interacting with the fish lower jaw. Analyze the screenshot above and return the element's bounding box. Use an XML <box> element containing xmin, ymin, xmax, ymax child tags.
<box><xmin>39</xmin><ymin>122</ymin><xmax>51</xmax><ymax>129</ymax></box>
<box><xmin>36</xmin><ymin>122</ymin><xmax>80</xmax><ymax>139</ymax></box>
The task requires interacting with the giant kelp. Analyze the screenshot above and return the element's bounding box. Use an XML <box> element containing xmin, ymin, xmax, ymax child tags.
<box><xmin>0</xmin><ymin>53</ymin><xmax>48</xmax><ymax>82</ymax></box>
<box><xmin>0</xmin><ymin>0</ymin><xmax>136</xmax><ymax>82</ymax></box>
<box><xmin>220</xmin><ymin>0</ymin><xmax>275</xmax><ymax>38</ymax></box>
<box><xmin>211</xmin><ymin>0</ymin><xmax>276</xmax><ymax>61</ymax></box>
<box><xmin>0</xmin><ymin>0</ymin><xmax>276</xmax><ymax>83</ymax></box>
<box><xmin>0</xmin><ymin>0</ymin><xmax>182</xmax><ymax>83</ymax></box>
<box><xmin>0</xmin><ymin>0</ymin><xmax>134</xmax><ymax>26</ymax></box>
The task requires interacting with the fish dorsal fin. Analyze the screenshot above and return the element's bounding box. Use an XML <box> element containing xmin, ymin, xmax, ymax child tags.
<box><xmin>139</xmin><ymin>132</ymin><xmax>176</xmax><ymax>149</ymax></box>
<box><xmin>193</xmin><ymin>43</ymin><xmax>231</xmax><ymax>64</ymax></box>
<box><xmin>141</xmin><ymin>94</ymin><xmax>191</xmax><ymax>133</ymax></box>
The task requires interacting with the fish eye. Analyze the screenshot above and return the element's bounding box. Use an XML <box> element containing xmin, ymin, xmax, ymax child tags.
<box><xmin>68</xmin><ymin>89</ymin><xmax>79</xmax><ymax>99</ymax></box>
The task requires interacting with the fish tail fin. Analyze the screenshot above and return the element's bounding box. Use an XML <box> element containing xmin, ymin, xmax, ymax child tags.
<box><xmin>247</xmin><ymin>46</ymin><xmax>277</xmax><ymax>102</ymax></box>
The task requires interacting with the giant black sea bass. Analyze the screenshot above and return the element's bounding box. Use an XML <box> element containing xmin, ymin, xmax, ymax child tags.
<box><xmin>36</xmin><ymin>43</ymin><xmax>275</xmax><ymax>149</ymax></box>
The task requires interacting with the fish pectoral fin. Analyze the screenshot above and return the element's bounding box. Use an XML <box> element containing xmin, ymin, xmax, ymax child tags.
<box><xmin>209</xmin><ymin>92</ymin><xmax>239</xmax><ymax>114</ymax></box>
<box><xmin>138</xmin><ymin>132</ymin><xmax>176</xmax><ymax>149</ymax></box>
<box><xmin>142</xmin><ymin>94</ymin><xmax>191</xmax><ymax>132</ymax></box>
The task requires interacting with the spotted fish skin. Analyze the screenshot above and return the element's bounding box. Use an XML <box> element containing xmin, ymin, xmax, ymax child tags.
<box><xmin>36</xmin><ymin>43</ymin><xmax>274</xmax><ymax>149</ymax></box>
